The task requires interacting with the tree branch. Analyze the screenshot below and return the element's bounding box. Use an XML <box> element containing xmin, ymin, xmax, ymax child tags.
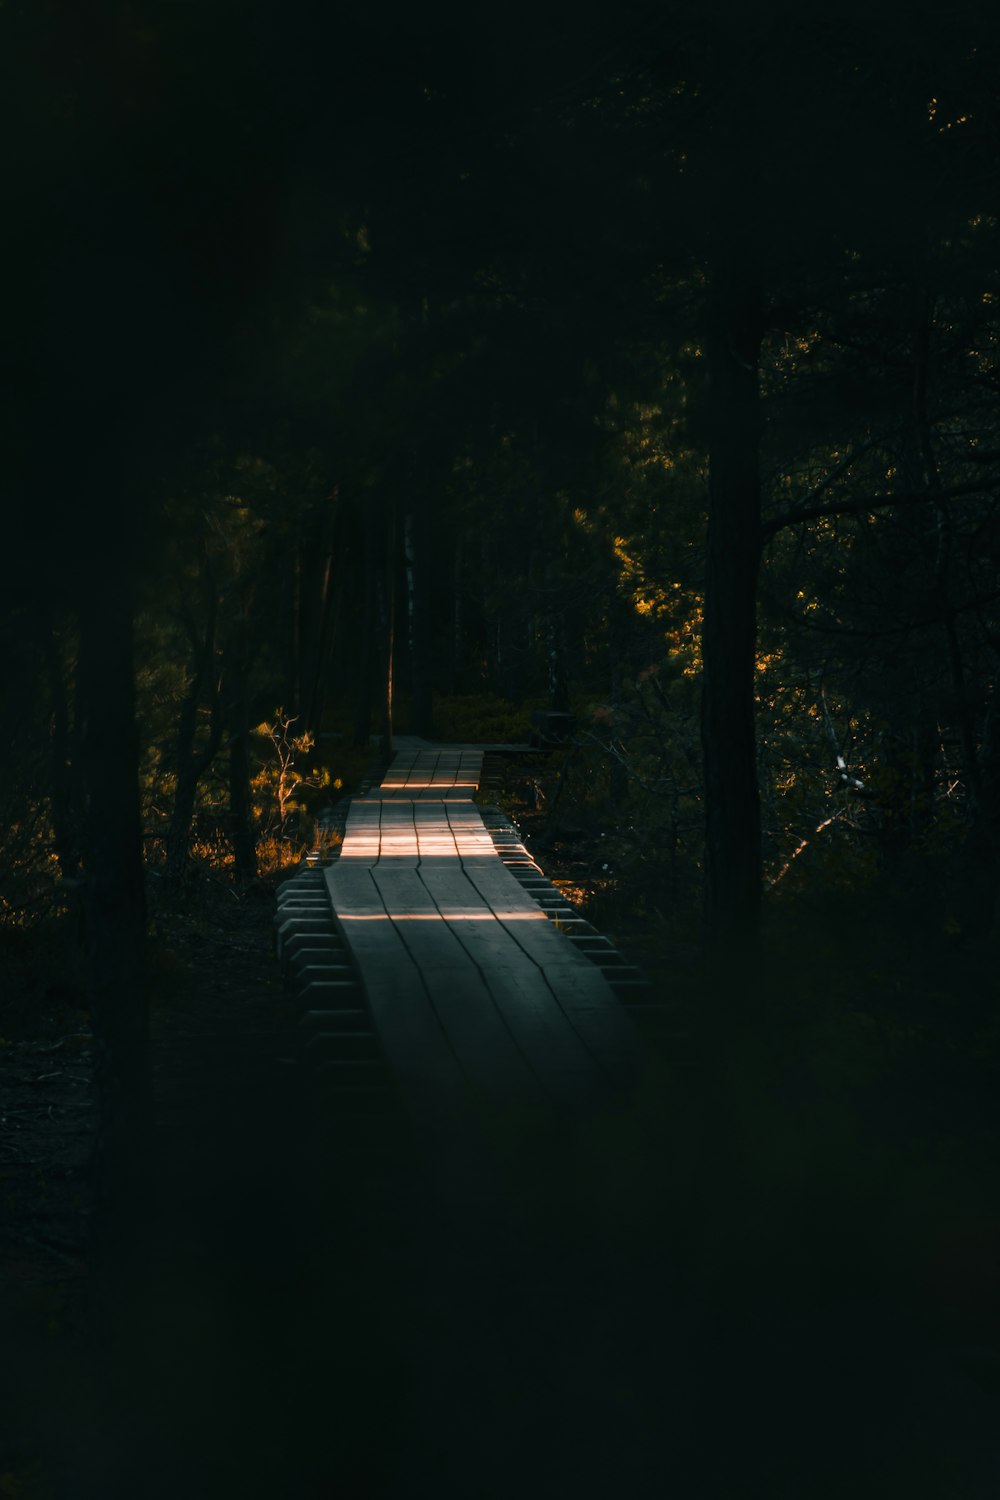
<box><xmin>762</xmin><ymin>476</ymin><xmax>1000</xmax><ymax>541</ymax></box>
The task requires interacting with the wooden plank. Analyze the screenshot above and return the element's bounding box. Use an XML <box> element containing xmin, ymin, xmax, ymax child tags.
<box><xmin>324</xmin><ymin>863</ymin><xmax>467</xmax><ymax>1121</ymax></box>
<box><xmin>375</xmin><ymin>799</ymin><xmax>420</xmax><ymax>864</ymax></box>
<box><xmin>472</xmin><ymin>964</ymin><xmax>607</xmax><ymax>1108</ymax></box>
<box><xmin>453</xmin><ymin>844</ymin><xmax>643</xmax><ymax>1087</ymax></box>
<box><xmin>370</xmin><ymin>865</ymin><xmax>546</xmax><ymax>1110</ymax></box>
<box><xmin>379</xmin><ymin>748</ymin><xmax>483</xmax><ymax>797</ymax></box>
<box><xmin>538</xmin><ymin>963</ymin><xmax>644</xmax><ymax>1089</ymax></box>
<box><xmin>454</xmin><ymin>855</ymin><xmax>562</xmax><ymax>928</ymax></box>
<box><xmin>417</xmin><ymin>862</ymin><xmax>605</xmax><ymax>1108</ymax></box>
<box><xmin>324</xmin><ymin>740</ymin><xmax>643</xmax><ymax>1125</ymax></box>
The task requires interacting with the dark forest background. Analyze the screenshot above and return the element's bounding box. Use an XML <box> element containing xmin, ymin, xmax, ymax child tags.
<box><xmin>3</xmin><ymin>3</ymin><xmax>1000</xmax><ymax>1496</ymax></box>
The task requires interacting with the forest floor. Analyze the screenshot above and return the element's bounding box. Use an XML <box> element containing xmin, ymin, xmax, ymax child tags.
<box><xmin>2</xmin><ymin>763</ymin><xmax>1000</xmax><ymax>1497</ymax></box>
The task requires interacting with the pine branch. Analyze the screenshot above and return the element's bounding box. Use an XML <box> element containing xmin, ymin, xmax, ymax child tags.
<box><xmin>762</xmin><ymin>476</ymin><xmax>1000</xmax><ymax>541</ymax></box>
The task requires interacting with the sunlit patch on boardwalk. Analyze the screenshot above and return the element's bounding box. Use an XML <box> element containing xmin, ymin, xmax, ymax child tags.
<box><xmin>322</xmin><ymin>744</ymin><xmax>643</xmax><ymax>1127</ymax></box>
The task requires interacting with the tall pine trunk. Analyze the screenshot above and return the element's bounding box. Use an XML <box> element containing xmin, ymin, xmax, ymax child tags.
<box><xmin>449</xmin><ymin>536</ymin><xmax>463</xmax><ymax>695</ymax></box>
<box><xmin>352</xmin><ymin>501</ymin><xmax>377</xmax><ymax>749</ymax></box>
<box><xmin>289</xmin><ymin>543</ymin><xmax>303</xmax><ymax>719</ymax></box>
<box><xmin>77</xmin><ymin>579</ymin><xmax>151</xmax><ymax>1322</ymax></box>
<box><xmin>165</xmin><ymin>598</ymin><xmax>221</xmax><ymax>879</ymax></box>
<box><xmin>42</xmin><ymin>614</ymin><xmax>80</xmax><ymax>880</ymax></box>
<box><xmin>410</xmin><ymin>493</ymin><xmax>434</xmax><ymax>737</ymax></box>
<box><xmin>227</xmin><ymin>622</ymin><xmax>257</xmax><ymax>882</ymax></box>
<box><xmin>375</xmin><ymin>500</ymin><xmax>396</xmax><ymax>759</ymax></box>
<box><xmin>307</xmin><ymin>504</ymin><xmax>339</xmax><ymax>737</ymax></box>
<box><xmin>701</xmin><ymin>269</ymin><xmax>764</xmax><ymax>955</ymax></box>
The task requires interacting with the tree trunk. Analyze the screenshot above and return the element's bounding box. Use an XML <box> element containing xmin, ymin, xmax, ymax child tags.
<box><xmin>449</xmin><ymin>536</ymin><xmax>463</xmax><ymax>695</ymax></box>
<box><xmin>228</xmin><ymin>724</ymin><xmax>256</xmax><ymax>881</ymax></box>
<box><xmin>701</xmin><ymin>269</ymin><xmax>764</xmax><ymax>956</ymax></box>
<box><xmin>546</xmin><ymin>609</ymin><xmax>570</xmax><ymax>714</ymax></box>
<box><xmin>307</xmin><ymin>502</ymin><xmax>339</xmax><ymax>736</ymax></box>
<box><xmin>290</xmin><ymin>542</ymin><xmax>303</xmax><ymax>718</ymax></box>
<box><xmin>77</xmin><ymin>580</ymin><xmax>152</xmax><ymax>1325</ymax></box>
<box><xmin>352</xmin><ymin>501</ymin><xmax>377</xmax><ymax>749</ymax></box>
<box><xmin>375</xmin><ymin>501</ymin><xmax>396</xmax><ymax>759</ymax></box>
<box><xmin>608</xmin><ymin>594</ymin><xmax>630</xmax><ymax>807</ymax></box>
<box><xmin>165</xmin><ymin>601</ymin><xmax>221</xmax><ymax>878</ymax></box>
<box><xmin>410</xmin><ymin>494</ymin><xmax>434</xmax><ymax>737</ymax></box>
<box><xmin>960</xmin><ymin>691</ymin><xmax>1000</xmax><ymax>941</ymax></box>
<box><xmin>165</xmin><ymin>713</ymin><xmax>203</xmax><ymax>879</ymax></box>
<box><xmin>227</xmin><ymin>630</ymin><xmax>257</xmax><ymax>882</ymax></box>
<box><xmin>42</xmin><ymin>615</ymin><xmax>80</xmax><ymax>880</ymax></box>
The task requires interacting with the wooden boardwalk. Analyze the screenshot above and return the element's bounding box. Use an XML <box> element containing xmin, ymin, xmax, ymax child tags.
<box><xmin>321</xmin><ymin>745</ymin><xmax>642</xmax><ymax>1129</ymax></box>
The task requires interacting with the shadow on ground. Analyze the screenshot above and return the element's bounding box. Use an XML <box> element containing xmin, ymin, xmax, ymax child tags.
<box><xmin>4</xmin><ymin>876</ymin><xmax>1000</xmax><ymax>1498</ymax></box>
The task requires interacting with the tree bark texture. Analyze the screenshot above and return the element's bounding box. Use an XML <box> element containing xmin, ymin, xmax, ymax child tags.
<box><xmin>375</xmin><ymin>500</ymin><xmax>396</xmax><ymax>759</ymax></box>
<box><xmin>42</xmin><ymin>615</ymin><xmax>80</xmax><ymax>880</ymax></box>
<box><xmin>409</xmin><ymin>494</ymin><xmax>434</xmax><ymax>737</ymax></box>
<box><xmin>290</xmin><ymin>543</ymin><xmax>303</xmax><ymax>719</ymax></box>
<box><xmin>77</xmin><ymin>580</ymin><xmax>152</xmax><ymax>1313</ymax></box>
<box><xmin>701</xmin><ymin>270</ymin><xmax>764</xmax><ymax>955</ymax></box>
<box><xmin>449</xmin><ymin>536</ymin><xmax>463</xmax><ymax>695</ymax></box>
<box><xmin>227</xmin><ymin>623</ymin><xmax>257</xmax><ymax>882</ymax></box>
<box><xmin>307</xmin><ymin>502</ymin><xmax>339</xmax><ymax>736</ymax></box>
<box><xmin>352</xmin><ymin>501</ymin><xmax>376</xmax><ymax>749</ymax></box>
<box><xmin>165</xmin><ymin>597</ymin><xmax>221</xmax><ymax>878</ymax></box>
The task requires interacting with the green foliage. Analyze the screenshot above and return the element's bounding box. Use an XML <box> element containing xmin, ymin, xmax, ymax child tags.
<box><xmin>431</xmin><ymin>693</ymin><xmax>533</xmax><ymax>745</ymax></box>
<box><xmin>253</xmin><ymin>710</ymin><xmax>336</xmax><ymax>834</ymax></box>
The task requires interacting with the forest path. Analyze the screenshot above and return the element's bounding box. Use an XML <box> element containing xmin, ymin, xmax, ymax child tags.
<box><xmin>316</xmin><ymin>743</ymin><xmax>642</xmax><ymax>1147</ymax></box>
<box><xmin>272</xmin><ymin>744</ymin><xmax>666</xmax><ymax>1493</ymax></box>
